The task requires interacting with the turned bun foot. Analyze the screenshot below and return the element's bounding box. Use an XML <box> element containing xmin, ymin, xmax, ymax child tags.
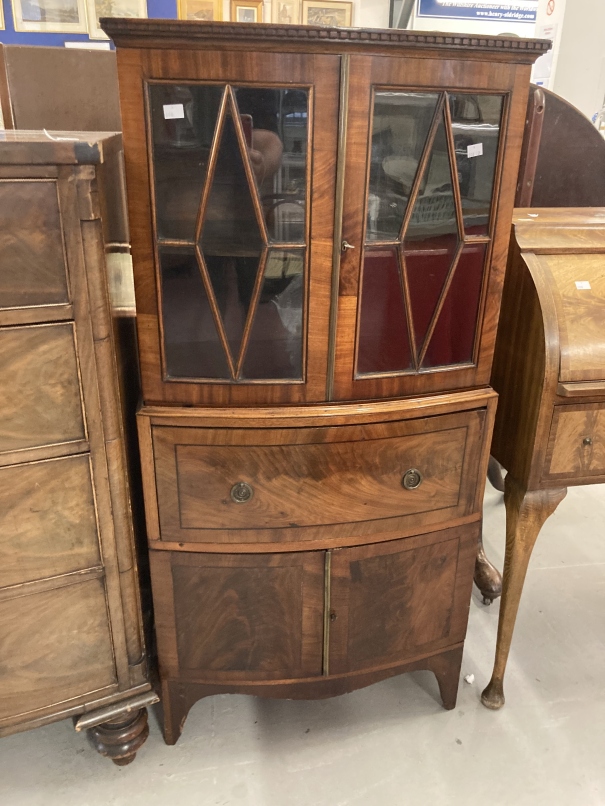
<box><xmin>481</xmin><ymin>679</ymin><xmax>505</xmax><ymax>710</ymax></box>
<box><xmin>88</xmin><ymin>707</ymin><xmax>150</xmax><ymax>766</ymax></box>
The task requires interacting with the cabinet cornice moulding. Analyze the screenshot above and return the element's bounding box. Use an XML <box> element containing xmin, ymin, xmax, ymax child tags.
<box><xmin>100</xmin><ymin>18</ymin><xmax>550</xmax><ymax>63</ymax></box>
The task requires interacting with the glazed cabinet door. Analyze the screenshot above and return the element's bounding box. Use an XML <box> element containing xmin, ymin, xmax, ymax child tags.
<box><xmin>327</xmin><ymin>523</ymin><xmax>479</xmax><ymax>675</ymax></box>
<box><xmin>332</xmin><ymin>54</ymin><xmax>531</xmax><ymax>401</ymax></box>
<box><xmin>117</xmin><ymin>48</ymin><xmax>340</xmax><ymax>406</ymax></box>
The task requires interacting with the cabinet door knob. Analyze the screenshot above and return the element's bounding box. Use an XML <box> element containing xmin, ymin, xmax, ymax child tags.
<box><xmin>402</xmin><ymin>469</ymin><xmax>423</xmax><ymax>490</ymax></box>
<box><xmin>341</xmin><ymin>240</ymin><xmax>356</xmax><ymax>252</ymax></box>
<box><xmin>583</xmin><ymin>437</ymin><xmax>593</xmax><ymax>447</ymax></box>
<box><xmin>230</xmin><ymin>482</ymin><xmax>254</xmax><ymax>503</ymax></box>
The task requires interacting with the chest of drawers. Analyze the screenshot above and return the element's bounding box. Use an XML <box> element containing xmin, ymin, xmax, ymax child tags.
<box><xmin>0</xmin><ymin>132</ymin><xmax>156</xmax><ymax>764</ymax></box>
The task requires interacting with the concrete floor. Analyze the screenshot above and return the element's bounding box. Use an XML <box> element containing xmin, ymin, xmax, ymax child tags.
<box><xmin>2</xmin><ymin>482</ymin><xmax>605</xmax><ymax>806</ymax></box>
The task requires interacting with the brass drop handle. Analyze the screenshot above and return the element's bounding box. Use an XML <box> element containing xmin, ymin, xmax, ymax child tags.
<box><xmin>402</xmin><ymin>468</ymin><xmax>423</xmax><ymax>490</ymax></box>
<box><xmin>230</xmin><ymin>482</ymin><xmax>254</xmax><ymax>503</ymax></box>
<box><xmin>583</xmin><ymin>437</ymin><xmax>593</xmax><ymax>447</ymax></box>
<box><xmin>341</xmin><ymin>240</ymin><xmax>356</xmax><ymax>252</ymax></box>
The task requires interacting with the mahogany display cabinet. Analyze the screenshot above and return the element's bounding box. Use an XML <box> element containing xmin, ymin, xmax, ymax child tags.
<box><xmin>102</xmin><ymin>17</ymin><xmax>549</xmax><ymax>743</ymax></box>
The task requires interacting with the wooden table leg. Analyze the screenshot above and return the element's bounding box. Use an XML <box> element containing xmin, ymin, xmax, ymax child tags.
<box><xmin>481</xmin><ymin>474</ymin><xmax>566</xmax><ymax>710</ymax></box>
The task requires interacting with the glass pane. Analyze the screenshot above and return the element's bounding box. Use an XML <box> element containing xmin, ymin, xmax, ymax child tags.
<box><xmin>405</xmin><ymin>233</ymin><xmax>458</xmax><ymax>352</ymax></box>
<box><xmin>149</xmin><ymin>83</ymin><xmax>223</xmax><ymax>242</ymax></box>
<box><xmin>200</xmin><ymin>111</ymin><xmax>264</xmax><ymax>362</ymax></box>
<box><xmin>241</xmin><ymin>250</ymin><xmax>304</xmax><ymax>380</ymax></box>
<box><xmin>357</xmin><ymin>249</ymin><xmax>413</xmax><ymax>375</ymax></box>
<box><xmin>366</xmin><ymin>92</ymin><xmax>439</xmax><ymax>242</ymax></box>
<box><xmin>449</xmin><ymin>94</ymin><xmax>504</xmax><ymax>235</ymax></box>
<box><xmin>404</xmin><ymin>111</ymin><xmax>458</xmax><ymax>243</ymax></box>
<box><xmin>234</xmin><ymin>87</ymin><xmax>309</xmax><ymax>244</ymax></box>
<box><xmin>160</xmin><ymin>247</ymin><xmax>230</xmax><ymax>379</ymax></box>
<box><xmin>422</xmin><ymin>242</ymin><xmax>487</xmax><ymax>368</ymax></box>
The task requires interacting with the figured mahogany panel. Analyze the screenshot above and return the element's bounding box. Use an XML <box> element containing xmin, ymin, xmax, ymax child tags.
<box><xmin>0</xmin><ymin>578</ymin><xmax>117</xmax><ymax>722</ymax></box>
<box><xmin>0</xmin><ymin>323</ymin><xmax>86</xmax><ymax>455</ymax></box>
<box><xmin>329</xmin><ymin>522</ymin><xmax>479</xmax><ymax>674</ymax></box>
<box><xmin>0</xmin><ymin>180</ymin><xmax>69</xmax><ymax>310</ymax></box>
<box><xmin>151</xmin><ymin>549</ymin><xmax>324</xmax><ymax>681</ymax></box>
<box><xmin>0</xmin><ymin>454</ymin><xmax>100</xmax><ymax>589</ymax></box>
<box><xmin>151</xmin><ymin>407</ymin><xmax>487</xmax><ymax>545</ymax></box>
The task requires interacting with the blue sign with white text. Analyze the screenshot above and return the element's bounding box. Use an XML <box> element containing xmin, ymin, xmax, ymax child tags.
<box><xmin>417</xmin><ymin>0</ymin><xmax>537</xmax><ymax>22</ymax></box>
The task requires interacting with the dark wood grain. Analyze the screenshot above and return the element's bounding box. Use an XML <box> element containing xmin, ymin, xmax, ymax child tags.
<box><xmin>151</xmin><ymin>407</ymin><xmax>487</xmax><ymax>544</ymax></box>
<box><xmin>329</xmin><ymin>523</ymin><xmax>478</xmax><ymax>674</ymax></box>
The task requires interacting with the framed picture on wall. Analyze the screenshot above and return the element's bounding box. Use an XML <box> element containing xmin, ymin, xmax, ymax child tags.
<box><xmin>272</xmin><ymin>0</ymin><xmax>300</xmax><ymax>24</ymax></box>
<box><xmin>177</xmin><ymin>0</ymin><xmax>222</xmax><ymax>20</ymax></box>
<box><xmin>230</xmin><ymin>0</ymin><xmax>263</xmax><ymax>23</ymax></box>
<box><xmin>11</xmin><ymin>0</ymin><xmax>88</xmax><ymax>32</ymax></box>
<box><xmin>87</xmin><ymin>0</ymin><xmax>147</xmax><ymax>39</ymax></box>
<box><xmin>0</xmin><ymin>3</ymin><xmax>4</xmax><ymax>28</ymax></box>
<box><xmin>301</xmin><ymin>0</ymin><xmax>353</xmax><ymax>26</ymax></box>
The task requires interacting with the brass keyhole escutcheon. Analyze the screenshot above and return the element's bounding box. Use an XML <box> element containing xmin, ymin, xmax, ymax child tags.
<box><xmin>583</xmin><ymin>437</ymin><xmax>593</xmax><ymax>447</ymax></box>
<box><xmin>230</xmin><ymin>482</ymin><xmax>254</xmax><ymax>504</ymax></box>
<box><xmin>402</xmin><ymin>468</ymin><xmax>423</xmax><ymax>490</ymax></box>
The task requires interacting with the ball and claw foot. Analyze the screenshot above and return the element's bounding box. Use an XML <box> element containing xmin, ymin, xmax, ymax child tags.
<box><xmin>481</xmin><ymin>679</ymin><xmax>505</xmax><ymax>710</ymax></box>
<box><xmin>88</xmin><ymin>707</ymin><xmax>150</xmax><ymax>766</ymax></box>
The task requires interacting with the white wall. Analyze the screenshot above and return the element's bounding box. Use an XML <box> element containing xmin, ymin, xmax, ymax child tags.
<box><xmin>357</xmin><ymin>0</ymin><xmax>390</xmax><ymax>28</ymax></box>
<box><xmin>551</xmin><ymin>0</ymin><xmax>605</xmax><ymax>120</ymax></box>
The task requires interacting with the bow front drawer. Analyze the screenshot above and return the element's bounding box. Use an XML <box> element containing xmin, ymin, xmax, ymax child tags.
<box><xmin>148</xmin><ymin>407</ymin><xmax>488</xmax><ymax>547</ymax></box>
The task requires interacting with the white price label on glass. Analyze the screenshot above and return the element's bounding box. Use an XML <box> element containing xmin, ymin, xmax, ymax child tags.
<box><xmin>163</xmin><ymin>104</ymin><xmax>185</xmax><ymax>120</ymax></box>
<box><xmin>467</xmin><ymin>143</ymin><xmax>483</xmax><ymax>158</ymax></box>
<box><xmin>575</xmin><ymin>281</ymin><xmax>591</xmax><ymax>290</ymax></box>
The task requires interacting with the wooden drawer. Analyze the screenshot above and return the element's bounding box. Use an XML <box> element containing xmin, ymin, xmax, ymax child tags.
<box><xmin>0</xmin><ymin>455</ymin><xmax>100</xmax><ymax>589</ymax></box>
<box><xmin>0</xmin><ymin>179</ymin><xmax>69</xmax><ymax>310</ymax></box>
<box><xmin>0</xmin><ymin>576</ymin><xmax>117</xmax><ymax>724</ymax></box>
<box><xmin>0</xmin><ymin>322</ymin><xmax>86</xmax><ymax>456</ymax></box>
<box><xmin>151</xmin><ymin>408</ymin><xmax>487</xmax><ymax>546</ymax></box>
<box><xmin>545</xmin><ymin>403</ymin><xmax>605</xmax><ymax>481</ymax></box>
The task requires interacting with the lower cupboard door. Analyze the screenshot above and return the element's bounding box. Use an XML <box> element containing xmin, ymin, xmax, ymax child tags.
<box><xmin>150</xmin><ymin>550</ymin><xmax>325</xmax><ymax>682</ymax></box>
<box><xmin>327</xmin><ymin>523</ymin><xmax>479</xmax><ymax>675</ymax></box>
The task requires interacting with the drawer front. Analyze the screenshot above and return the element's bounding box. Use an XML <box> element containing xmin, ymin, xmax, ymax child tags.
<box><xmin>0</xmin><ymin>577</ymin><xmax>117</xmax><ymax>723</ymax></box>
<box><xmin>545</xmin><ymin>404</ymin><xmax>605</xmax><ymax>480</ymax></box>
<box><xmin>0</xmin><ymin>322</ymin><xmax>86</xmax><ymax>455</ymax></box>
<box><xmin>0</xmin><ymin>179</ymin><xmax>69</xmax><ymax>310</ymax></box>
<box><xmin>152</xmin><ymin>408</ymin><xmax>487</xmax><ymax>545</ymax></box>
<box><xmin>0</xmin><ymin>455</ymin><xmax>101</xmax><ymax>589</ymax></box>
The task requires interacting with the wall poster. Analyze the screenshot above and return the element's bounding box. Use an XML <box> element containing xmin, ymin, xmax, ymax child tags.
<box><xmin>416</xmin><ymin>0</ymin><xmax>537</xmax><ymax>23</ymax></box>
